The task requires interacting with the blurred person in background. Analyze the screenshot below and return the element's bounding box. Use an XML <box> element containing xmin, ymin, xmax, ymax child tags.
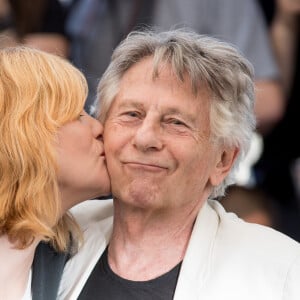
<box><xmin>224</xmin><ymin>0</ymin><xmax>300</xmax><ymax>239</ymax></box>
<box><xmin>0</xmin><ymin>46</ymin><xmax>110</xmax><ymax>300</ymax></box>
<box><xmin>253</xmin><ymin>0</ymin><xmax>300</xmax><ymax>240</ymax></box>
<box><xmin>0</xmin><ymin>0</ymin><xmax>69</xmax><ymax>57</ymax></box>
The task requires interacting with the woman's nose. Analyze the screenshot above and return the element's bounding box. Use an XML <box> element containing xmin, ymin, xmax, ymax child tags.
<box><xmin>88</xmin><ymin>114</ymin><xmax>104</xmax><ymax>138</ymax></box>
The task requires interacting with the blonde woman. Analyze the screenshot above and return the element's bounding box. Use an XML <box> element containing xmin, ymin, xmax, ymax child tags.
<box><xmin>0</xmin><ymin>46</ymin><xmax>111</xmax><ymax>300</ymax></box>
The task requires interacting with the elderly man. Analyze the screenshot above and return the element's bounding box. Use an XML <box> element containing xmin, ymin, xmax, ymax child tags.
<box><xmin>59</xmin><ymin>29</ymin><xmax>300</xmax><ymax>299</ymax></box>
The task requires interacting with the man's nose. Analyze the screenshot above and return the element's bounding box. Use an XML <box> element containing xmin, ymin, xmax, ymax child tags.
<box><xmin>133</xmin><ymin>117</ymin><xmax>163</xmax><ymax>151</ymax></box>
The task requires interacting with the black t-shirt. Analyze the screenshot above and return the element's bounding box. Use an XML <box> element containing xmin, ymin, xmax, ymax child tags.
<box><xmin>78</xmin><ymin>247</ymin><xmax>182</xmax><ymax>300</ymax></box>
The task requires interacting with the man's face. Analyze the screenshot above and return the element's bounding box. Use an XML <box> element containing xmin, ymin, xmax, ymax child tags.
<box><xmin>104</xmin><ymin>57</ymin><xmax>226</xmax><ymax>211</ymax></box>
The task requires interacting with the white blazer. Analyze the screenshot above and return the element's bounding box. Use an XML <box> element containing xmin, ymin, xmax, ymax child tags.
<box><xmin>58</xmin><ymin>199</ymin><xmax>300</xmax><ymax>299</ymax></box>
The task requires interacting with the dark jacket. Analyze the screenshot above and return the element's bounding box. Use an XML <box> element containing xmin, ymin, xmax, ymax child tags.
<box><xmin>31</xmin><ymin>242</ymin><xmax>70</xmax><ymax>300</ymax></box>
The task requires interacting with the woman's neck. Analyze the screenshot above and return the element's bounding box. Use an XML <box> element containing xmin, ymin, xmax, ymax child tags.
<box><xmin>0</xmin><ymin>234</ymin><xmax>39</xmax><ymax>300</ymax></box>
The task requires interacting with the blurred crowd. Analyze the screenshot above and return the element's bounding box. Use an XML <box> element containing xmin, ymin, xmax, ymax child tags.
<box><xmin>1</xmin><ymin>0</ymin><xmax>299</xmax><ymax>240</ymax></box>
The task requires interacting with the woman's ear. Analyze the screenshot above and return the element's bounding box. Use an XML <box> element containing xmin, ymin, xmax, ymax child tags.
<box><xmin>210</xmin><ymin>147</ymin><xmax>239</xmax><ymax>186</ymax></box>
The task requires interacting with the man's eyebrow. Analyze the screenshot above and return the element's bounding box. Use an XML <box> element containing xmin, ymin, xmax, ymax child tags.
<box><xmin>117</xmin><ymin>100</ymin><xmax>144</xmax><ymax>110</ymax></box>
<box><xmin>117</xmin><ymin>100</ymin><xmax>198</xmax><ymax>124</ymax></box>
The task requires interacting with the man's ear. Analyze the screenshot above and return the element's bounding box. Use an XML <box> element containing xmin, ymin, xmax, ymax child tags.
<box><xmin>210</xmin><ymin>147</ymin><xmax>239</xmax><ymax>187</ymax></box>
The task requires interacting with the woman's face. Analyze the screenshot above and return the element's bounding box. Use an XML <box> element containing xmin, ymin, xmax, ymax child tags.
<box><xmin>56</xmin><ymin>111</ymin><xmax>111</xmax><ymax>211</ymax></box>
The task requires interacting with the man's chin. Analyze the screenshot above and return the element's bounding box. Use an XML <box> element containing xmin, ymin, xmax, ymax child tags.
<box><xmin>113</xmin><ymin>181</ymin><xmax>161</xmax><ymax>208</ymax></box>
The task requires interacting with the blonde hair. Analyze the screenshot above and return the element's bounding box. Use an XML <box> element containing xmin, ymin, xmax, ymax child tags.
<box><xmin>0</xmin><ymin>46</ymin><xmax>87</xmax><ymax>251</ymax></box>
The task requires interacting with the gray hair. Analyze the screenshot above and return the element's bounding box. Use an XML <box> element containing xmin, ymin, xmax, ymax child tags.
<box><xmin>96</xmin><ymin>28</ymin><xmax>256</xmax><ymax>198</ymax></box>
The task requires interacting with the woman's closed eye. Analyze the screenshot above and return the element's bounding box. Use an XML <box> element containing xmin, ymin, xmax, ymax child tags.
<box><xmin>78</xmin><ymin>110</ymin><xmax>88</xmax><ymax>119</ymax></box>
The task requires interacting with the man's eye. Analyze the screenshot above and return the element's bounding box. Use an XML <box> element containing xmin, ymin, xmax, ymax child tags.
<box><xmin>167</xmin><ymin>119</ymin><xmax>187</xmax><ymax>126</ymax></box>
<box><xmin>125</xmin><ymin>111</ymin><xmax>139</xmax><ymax>118</ymax></box>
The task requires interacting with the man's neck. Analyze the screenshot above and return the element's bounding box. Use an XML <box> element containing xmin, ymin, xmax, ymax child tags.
<box><xmin>107</xmin><ymin>202</ymin><xmax>202</xmax><ymax>281</ymax></box>
<box><xmin>0</xmin><ymin>235</ymin><xmax>39</xmax><ymax>300</ymax></box>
